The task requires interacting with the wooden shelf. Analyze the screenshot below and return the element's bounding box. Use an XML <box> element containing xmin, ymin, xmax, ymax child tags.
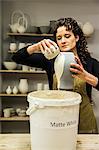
<box><xmin>0</xmin><ymin>70</ymin><xmax>46</xmax><ymax>74</ymax></box>
<box><xmin>8</xmin><ymin>50</ymin><xmax>41</xmax><ymax>53</ymax></box>
<box><xmin>7</xmin><ymin>32</ymin><xmax>91</xmax><ymax>38</ymax></box>
<box><xmin>0</xmin><ymin>93</ymin><xmax>27</xmax><ymax>96</ymax></box>
<box><xmin>7</xmin><ymin>32</ymin><xmax>53</xmax><ymax>37</ymax></box>
<box><xmin>8</xmin><ymin>50</ymin><xmax>17</xmax><ymax>53</ymax></box>
<box><xmin>0</xmin><ymin>116</ymin><xmax>29</xmax><ymax>121</ymax></box>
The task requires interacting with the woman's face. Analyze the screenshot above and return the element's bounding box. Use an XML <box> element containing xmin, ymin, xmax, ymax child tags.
<box><xmin>56</xmin><ymin>26</ymin><xmax>79</xmax><ymax>52</ymax></box>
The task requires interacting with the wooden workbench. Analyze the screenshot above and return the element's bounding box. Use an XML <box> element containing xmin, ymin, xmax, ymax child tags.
<box><xmin>0</xmin><ymin>134</ymin><xmax>99</xmax><ymax>150</ymax></box>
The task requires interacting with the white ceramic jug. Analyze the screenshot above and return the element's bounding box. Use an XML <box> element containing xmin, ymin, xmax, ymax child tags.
<box><xmin>54</xmin><ymin>52</ymin><xmax>76</xmax><ymax>90</ymax></box>
<box><xmin>9</xmin><ymin>10</ymin><xmax>25</xmax><ymax>33</ymax></box>
<box><xmin>17</xmin><ymin>16</ymin><xmax>27</xmax><ymax>33</ymax></box>
<box><xmin>9</xmin><ymin>23</ymin><xmax>19</xmax><ymax>33</ymax></box>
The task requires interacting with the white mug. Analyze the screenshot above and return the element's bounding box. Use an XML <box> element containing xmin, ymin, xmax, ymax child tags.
<box><xmin>44</xmin><ymin>84</ymin><xmax>49</xmax><ymax>90</ymax></box>
<box><xmin>22</xmin><ymin>65</ymin><xmax>29</xmax><ymax>71</ymax></box>
<box><xmin>18</xmin><ymin>43</ymin><xmax>26</xmax><ymax>50</ymax></box>
<box><xmin>3</xmin><ymin>108</ymin><xmax>11</xmax><ymax>117</ymax></box>
<box><xmin>9</xmin><ymin>43</ymin><xmax>17</xmax><ymax>51</ymax></box>
<box><xmin>37</xmin><ymin>83</ymin><xmax>43</xmax><ymax>90</ymax></box>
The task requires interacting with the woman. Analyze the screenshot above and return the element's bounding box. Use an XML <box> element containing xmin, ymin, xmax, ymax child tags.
<box><xmin>12</xmin><ymin>17</ymin><xmax>99</xmax><ymax>133</ymax></box>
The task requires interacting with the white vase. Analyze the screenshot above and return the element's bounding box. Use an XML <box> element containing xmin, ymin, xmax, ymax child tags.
<box><xmin>13</xmin><ymin>86</ymin><xmax>18</xmax><ymax>94</ymax></box>
<box><xmin>82</xmin><ymin>22</ymin><xmax>94</xmax><ymax>37</ymax></box>
<box><xmin>18</xmin><ymin>79</ymin><xmax>29</xmax><ymax>94</ymax></box>
<box><xmin>6</xmin><ymin>86</ymin><xmax>12</xmax><ymax>94</ymax></box>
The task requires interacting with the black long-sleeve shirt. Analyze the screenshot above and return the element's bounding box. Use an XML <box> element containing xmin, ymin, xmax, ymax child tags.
<box><xmin>12</xmin><ymin>46</ymin><xmax>99</xmax><ymax>100</ymax></box>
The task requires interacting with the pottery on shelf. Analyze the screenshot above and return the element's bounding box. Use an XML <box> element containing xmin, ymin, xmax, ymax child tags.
<box><xmin>9</xmin><ymin>10</ymin><xmax>28</xmax><ymax>33</ymax></box>
<box><xmin>12</xmin><ymin>86</ymin><xmax>18</xmax><ymax>94</ymax></box>
<box><xmin>18</xmin><ymin>43</ymin><xmax>26</xmax><ymax>50</ymax></box>
<box><xmin>6</xmin><ymin>86</ymin><xmax>12</xmax><ymax>94</ymax></box>
<box><xmin>17</xmin><ymin>16</ymin><xmax>27</xmax><ymax>33</ymax></box>
<box><xmin>18</xmin><ymin>79</ymin><xmax>29</xmax><ymax>94</ymax></box>
<box><xmin>39</xmin><ymin>26</ymin><xmax>50</xmax><ymax>34</ymax></box>
<box><xmin>82</xmin><ymin>22</ymin><xmax>94</xmax><ymax>37</ymax></box>
<box><xmin>9</xmin><ymin>43</ymin><xmax>17</xmax><ymax>51</ymax></box>
<box><xmin>49</xmin><ymin>20</ymin><xmax>56</xmax><ymax>33</ymax></box>
<box><xmin>3</xmin><ymin>61</ymin><xmax>17</xmax><ymax>70</ymax></box>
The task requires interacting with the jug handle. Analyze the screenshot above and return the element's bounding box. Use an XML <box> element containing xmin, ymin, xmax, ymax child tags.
<box><xmin>10</xmin><ymin>10</ymin><xmax>25</xmax><ymax>25</ymax></box>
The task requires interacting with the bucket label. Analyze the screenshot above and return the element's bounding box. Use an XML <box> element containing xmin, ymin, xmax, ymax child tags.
<box><xmin>50</xmin><ymin>120</ymin><xmax>77</xmax><ymax>128</ymax></box>
<box><xmin>31</xmin><ymin>118</ymin><xmax>78</xmax><ymax>129</ymax></box>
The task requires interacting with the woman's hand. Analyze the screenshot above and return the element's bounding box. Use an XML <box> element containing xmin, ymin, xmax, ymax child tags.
<box><xmin>39</xmin><ymin>39</ymin><xmax>59</xmax><ymax>54</ymax></box>
<box><xmin>27</xmin><ymin>39</ymin><xmax>59</xmax><ymax>56</ymax></box>
<box><xmin>70</xmin><ymin>56</ymin><xmax>98</xmax><ymax>87</ymax></box>
<box><xmin>39</xmin><ymin>39</ymin><xmax>60</xmax><ymax>60</ymax></box>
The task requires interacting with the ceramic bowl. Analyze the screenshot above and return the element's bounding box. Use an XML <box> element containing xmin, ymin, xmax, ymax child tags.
<box><xmin>28</xmin><ymin>26</ymin><xmax>38</xmax><ymax>33</ymax></box>
<box><xmin>39</xmin><ymin>26</ymin><xmax>50</xmax><ymax>34</ymax></box>
<box><xmin>3</xmin><ymin>61</ymin><xmax>17</xmax><ymax>70</ymax></box>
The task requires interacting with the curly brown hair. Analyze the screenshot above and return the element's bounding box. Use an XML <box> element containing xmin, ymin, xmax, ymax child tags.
<box><xmin>53</xmin><ymin>17</ymin><xmax>91</xmax><ymax>66</ymax></box>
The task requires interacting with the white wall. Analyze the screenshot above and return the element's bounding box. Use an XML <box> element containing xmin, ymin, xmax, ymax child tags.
<box><xmin>2</xmin><ymin>0</ymin><xmax>99</xmax><ymax>132</ymax></box>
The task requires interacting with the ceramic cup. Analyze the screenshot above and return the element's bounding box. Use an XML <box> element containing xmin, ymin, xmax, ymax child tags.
<box><xmin>44</xmin><ymin>84</ymin><xmax>49</xmax><ymax>90</ymax></box>
<box><xmin>3</xmin><ymin>108</ymin><xmax>11</xmax><ymax>117</ymax></box>
<box><xmin>22</xmin><ymin>65</ymin><xmax>29</xmax><ymax>71</ymax></box>
<box><xmin>18</xmin><ymin>43</ymin><xmax>26</xmax><ymax>50</ymax></box>
<box><xmin>37</xmin><ymin>83</ymin><xmax>43</xmax><ymax>90</ymax></box>
<box><xmin>9</xmin><ymin>43</ymin><xmax>17</xmax><ymax>51</ymax></box>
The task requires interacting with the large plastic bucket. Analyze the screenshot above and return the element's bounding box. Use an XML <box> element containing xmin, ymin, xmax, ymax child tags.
<box><xmin>26</xmin><ymin>90</ymin><xmax>81</xmax><ymax>150</ymax></box>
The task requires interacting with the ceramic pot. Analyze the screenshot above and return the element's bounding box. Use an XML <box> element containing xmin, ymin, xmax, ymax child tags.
<box><xmin>9</xmin><ymin>43</ymin><xmax>17</xmax><ymax>51</ymax></box>
<box><xmin>18</xmin><ymin>79</ymin><xmax>29</xmax><ymax>94</ymax></box>
<box><xmin>17</xmin><ymin>16</ymin><xmax>27</xmax><ymax>33</ymax></box>
<box><xmin>6</xmin><ymin>86</ymin><xmax>12</xmax><ymax>94</ymax></box>
<box><xmin>9</xmin><ymin>23</ymin><xmax>19</xmax><ymax>33</ymax></box>
<box><xmin>54</xmin><ymin>52</ymin><xmax>76</xmax><ymax>90</ymax></box>
<box><xmin>50</xmin><ymin>20</ymin><xmax>56</xmax><ymax>33</ymax></box>
<box><xmin>37</xmin><ymin>83</ymin><xmax>43</xmax><ymax>90</ymax></box>
<box><xmin>3</xmin><ymin>108</ymin><xmax>11</xmax><ymax>117</ymax></box>
<box><xmin>18</xmin><ymin>43</ymin><xmax>26</xmax><ymax>50</ymax></box>
<box><xmin>82</xmin><ymin>22</ymin><xmax>94</xmax><ymax>37</ymax></box>
<box><xmin>9</xmin><ymin>10</ymin><xmax>25</xmax><ymax>33</ymax></box>
<box><xmin>13</xmin><ymin>86</ymin><xmax>18</xmax><ymax>94</ymax></box>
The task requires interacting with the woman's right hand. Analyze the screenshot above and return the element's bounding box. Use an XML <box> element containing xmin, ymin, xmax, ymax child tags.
<box><xmin>39</xmin><ymin>39</ymin><xmax>59</xmax><ymax>53</ymax></box>
<box><xmin>39</xmin><ymin>39</ymin><xmax>60</xmax><ymax>60</ymax></box>
<box><xmin>27</xmin><ymin>39</ymin><xmax>60</xmax><ymax>59</ymax></box>
<box><xmin>27</xmin><ymin>39</ymin><xmax>56</xmax><ymax>55</ymax></box>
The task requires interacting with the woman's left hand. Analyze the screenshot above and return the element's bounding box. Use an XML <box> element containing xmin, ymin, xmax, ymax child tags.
<box><xmin>70</xmin><ymin>56</ymin><xmax>85</xmax><ymax>80</ymax></box>
<box><xmin>70</xmin><ymin>56</ymin><xmax>98</xmax><ymax>87</ymax></box>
